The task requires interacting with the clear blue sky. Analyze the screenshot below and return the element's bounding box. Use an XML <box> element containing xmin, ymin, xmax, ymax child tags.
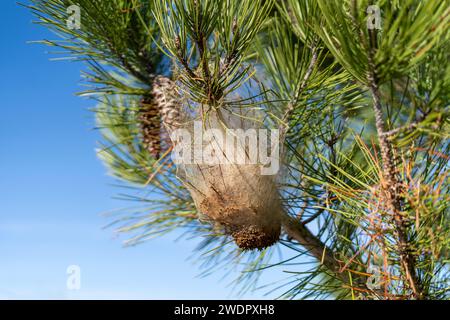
<box><xmin>0</xmin><ymin>1</ymin><xmax>288</xmax><ymax>299</ymax></box>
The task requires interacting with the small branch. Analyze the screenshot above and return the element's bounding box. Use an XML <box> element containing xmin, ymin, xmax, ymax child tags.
<box><xmin>282</xmin><ymin>215</ymin><xmax>342</xmax><ymax>273</ymax></box>
<box><xmin>220</xmin><ymin>19</ymin><xmax>239</xmax><ymax>76</ymax></box>
<box><xmin>281</xmin><ymin>214</ymin><xmax>370</xmax><ymax>293</ymax></box>
<box><xmin>380</xmin><ymin>114</ymin><xmax>428</xmax><ymax>138</ymax></box>
<box><xmin>301</xmin><ymin>208</ymin><xmax>325</xmax><ymax>225</ymax></box>
<box><xmin>179</xmin><ymin>55</ymin><xmax>198</xmax><ymax>79</ymax></box>
<box><xmin>197</xmin><ymin>32</ymin><xmax>211</xmax><ymax>83</ymax></box>
<box><xmin>192</xmin><ymin>3</ymin><xmax>212</xmax><ymax>99</ymax></box>
<box><xmin>175</xmin><ymin>36</ymin><xmax>198</xmax><ymax>79</ymax></box>
<box><xmin>280</xmin><ymin>45</ymin><xmax>318</xmax><ymax>136</ymax></box>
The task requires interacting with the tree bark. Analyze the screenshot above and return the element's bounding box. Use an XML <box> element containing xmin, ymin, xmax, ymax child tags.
<box><xmin>368</xmin><ymin>74</ymin><xmax>423</xmax><ymax>299</ymax></box>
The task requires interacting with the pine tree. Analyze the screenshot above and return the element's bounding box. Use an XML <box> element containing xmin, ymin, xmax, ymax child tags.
<box><xmin>27</xmin><ymin>0</ymin><xmax>449</xmax><ymax>299</ymax></box>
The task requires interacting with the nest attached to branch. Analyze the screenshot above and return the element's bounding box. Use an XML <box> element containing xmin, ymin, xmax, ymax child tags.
<box><xmin>173</xmin><ymin>106</ymin><xmax>283</xmax><ymax>250</ymax></box>
<box><xmin>140</xmin><ymin>77</ymin><xmax>283</xmax><ymax>250</ymax></box>
<box><xmin>187</xmin><ymin>162</ymin><xmax>283</xmax><ymax>250</ymax></box>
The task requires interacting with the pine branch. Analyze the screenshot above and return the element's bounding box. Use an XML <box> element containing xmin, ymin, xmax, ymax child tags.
<box><xmin>282</xmin><ymin>214</ymin><xmax>370</xmax><ymax>293</ymax></box>
<box><xmin>367</xmin><ymin>30</ymin><xmax>423</xmax><ymax>299</ymax></box>
<box><xmin>280</xmin><ymin>44</ymin><xmax>318</xmax><ymax>136</ymax></box>
<box><xmin>282</xmin><ymin>215</ymin><xmax>339</xmax><ymax>273</ymax></box>
<box><xmin>380</xmin><ymin>113</ymin><xmax>429</xmax><ymax>138</ymax></box>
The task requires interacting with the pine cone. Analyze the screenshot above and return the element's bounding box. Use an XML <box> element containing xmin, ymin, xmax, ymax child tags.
<box><xmin>152</xmin><ymin>76</ymin><xmax>181</xmax><ymax>132</ymax></box>
<box><xmin>139</xmin><ymin>96</ymin><xmax>161</xmax><ymax>158</ymax></box>
<box><xmin>138</xmin><ymin>76</ymin><xmax>180</xmax><ymax>159</ymax></box>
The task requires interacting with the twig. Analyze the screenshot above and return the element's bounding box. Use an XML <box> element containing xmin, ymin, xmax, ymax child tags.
<box><xmin>175</xmin><ymin>36</ymin><xmax>198</xmax><ymax>79</ymax></box>
<box><xmin>301</xmin><ymin>208</ymin><xmax>324</xmax><ymax>225</ymax></box>
<box><xmin>281</xmin><ymin>214</ymin><xmax>371</xmax><ymax>293</ymax></box>
<box><xmin>380</xmin><ymin>114</ymin><xmax>427</xmax><ymax>138</ymax></box>
<box><xmin>280</xmin><ymin>45</ymin><xmax>318</xmax><ymax>136</ymax></box>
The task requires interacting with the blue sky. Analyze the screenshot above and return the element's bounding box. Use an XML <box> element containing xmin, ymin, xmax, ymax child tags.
<box><xmin>0</xmin><ymin>1</ymin><xmax>289</xmax><ymax>299</ymax></box>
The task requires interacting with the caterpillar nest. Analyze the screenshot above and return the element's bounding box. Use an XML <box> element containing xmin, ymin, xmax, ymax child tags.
<box><xmin>142</xmin><ymin>77</ymin><xmax>283</xmax><ymax>250</ymax></box>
